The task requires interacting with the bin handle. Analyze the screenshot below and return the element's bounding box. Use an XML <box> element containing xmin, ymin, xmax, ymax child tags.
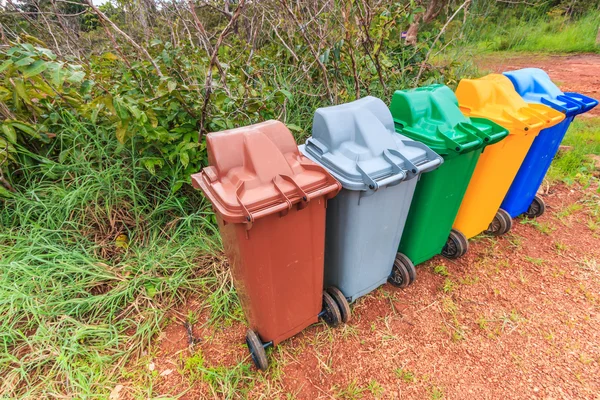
<box><xmin>398</xmin><ymin>140</ymin><xmax>443</xmax><ymax>175</ymax></box>
<box><xmin>438</xmin><ymin>124</ymin><xmax>481</xmax><ymax>154</ymax></box>
<box><xmin>502</xmin><ymin>109</ymin><xmax>543</xmax><ymax>131</ymax></box>
<box><xmin>563</xmin><ymin>92</ymin><xmax>599</xmax><ymax>113</ymax></box>
<box><xmin>525</xmin><ymin>104</ymin><xmax>564</xmax><ymax>125</ymax></box>
<box><xmin>541</xmin><ymin>96</ymin><xmax>579</xmax><ymax>115</ymax></box>
<box><xmin>235</xmin><ymin>181</ymin><xmax>255</xmax><ymax>224</ymax></box>
<box><xmin>272</xmin><ymin>174</ymin><xmax>310</xmax><ymax>214</ymax></box>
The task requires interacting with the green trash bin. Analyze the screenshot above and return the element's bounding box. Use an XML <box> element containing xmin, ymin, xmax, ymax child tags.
<box><xmin>390</xmin><ymin>84</ymin><xmax>508</xmax><ymax>264</ymax></box>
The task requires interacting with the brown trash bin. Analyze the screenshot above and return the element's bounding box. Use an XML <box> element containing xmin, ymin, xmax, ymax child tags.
<box><xmin>191</xmin><ymin>120</ymin><xmax>346</xmax><ymax>371</ymax></box>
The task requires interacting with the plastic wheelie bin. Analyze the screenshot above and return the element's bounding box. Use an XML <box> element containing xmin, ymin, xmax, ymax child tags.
<box><xmin>299</xmin><ymin>96</ymin><xmax>443</xmax><ymax>300</ymax></box>
<box><xmin>453</xmin><ymin>74</ymin><xmax>565</xmax><ymax>238</ymax></box>
<box><xmin>390</xmin><ymin>85</ymin><xmax>508</xmax><ymax>262</ymax></box>
<box><xmin>501</xmin><ymin>68</ymin><xmax>598</xmax><ymax>218</ymax></box>
<box><xmin>191</xmin><ymin>120</ymin><xmax>347</xmax><ymax>371</ymax></box>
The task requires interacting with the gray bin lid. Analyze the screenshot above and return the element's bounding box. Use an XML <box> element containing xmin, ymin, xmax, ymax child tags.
<box><xmin>302</xmin><ymin>96</ymin><xmax>442</xmax><ymax>192</ymax></box>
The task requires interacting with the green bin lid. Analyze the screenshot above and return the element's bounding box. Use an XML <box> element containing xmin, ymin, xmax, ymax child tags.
<box><xmin>390</xmin><ymin>84</ymin><xmax>508</xmax><ymax>157</ymax></box>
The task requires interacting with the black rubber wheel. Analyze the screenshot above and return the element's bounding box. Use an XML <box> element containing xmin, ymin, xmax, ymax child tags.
<box><xmin>523</xmin><ymin>195</ymin><xmax>546</xmax><ymax>218</ymax></box>
<box><xmin>388</xmin><ymin>256</ymin><xmax>410</xmax><ymax>288</ymax></box>
<box><xmin>442</xmin><ymin>229</ymin><xmax>469</xmax><ymax>259</ymax></box>
<box><xmin>326</xmin><ymin>286</ymin><xmax>351</xmax><ymax>323</ymax></box>
<box><xmin>498</xmin><ymin>208</ymin><xmax>513</xmax><ymax>235</ymax></box>
<box><xmin>484</xmin><ymin>209</ymin><xmax>509</xmax><ymax>236</ymax></box>
<box><xmin>396</xmin><ymin>253</ymin><xmax>417</xmax><ymax>284</ymax></box>
<box><xmin>245</xmin><ymin>330</ymin><xmax>268</xmax><ymax>371</ymax></box>
<box><xmin>321</xmin><ymin>291</ymin><xmax>342</xmax><ymax>327</ymax></box>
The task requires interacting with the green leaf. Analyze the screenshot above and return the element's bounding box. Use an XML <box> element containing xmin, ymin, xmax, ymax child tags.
<box><xmin>0</xmin><ymin>59</ymin><xmax>13</xmax><ymax>73</ymax></box>
<box><xmin>1</xmin><ymin>124</ymin><xmax>17</xmax><ymax>144</ymax></box>
<box><xmin>14</xmin><ymin>57</ymin><xmax>35</xmax><ymax>67</ymax></box>
<box><xmin>143</xmin><ymin>158</ymin><xmax>164</xmax><ymax>175</ymax></box>
<box><xmin>144</xmin><ymin>283</ymin><xmax>157</xmax><ymax>298</ymax></box>
<box><xmin>67</xmin><ymin>70</ymin><xmax>85</xmax><ymax>83</ymax></box>
<box><xmin>180</xmin><ymin>151</ymin><xmax>189</xmax><ymax>168</ymax></box>
<box><xmin>287</xmin><ymin>124</ymin><xmax>303</xmax><ymax>133</ymax></box>
<box><xmin>11</xmin><ymin>121</ymin><xmax>38</xmax><ymax>137</ymax></box>
<box><xmin>167</xmin><ymin>80</ymin><xmax>177</xmax><ymax>93</ymax></box>
<box><xmin>13</xmin><ymin>79</ymin><xmax>31</xmax><ymax>104</ymax></box>
<box><xmin>116</xmin><ymin>122</ymin><xmax>127</xmax><ymax>144</ymax></box>
<box><xmin>22</xmin><ymin>59</ymin><xmax>48</xmax><ymax>78</ymax></box>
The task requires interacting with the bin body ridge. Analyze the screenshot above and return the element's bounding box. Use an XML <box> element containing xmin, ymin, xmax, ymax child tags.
<box><xmin>192</xmin><ymin>120</ymin><xmax>341</xmax><ymax>345</ymax></box>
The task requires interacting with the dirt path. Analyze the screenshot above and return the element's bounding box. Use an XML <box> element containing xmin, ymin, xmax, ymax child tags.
<box><xmin>128</xmin><ymin>183</ymin><xmax>600</xmax><ymax>400</ymax></box>
<box><xmin>120</xmin><ymin>55</ymin><xmax>600</xmax><ymax>400</ymax></box>
<box><xmin>476</xmin><ymin>53</ymin><xmax>600</xmax><ymax>117</ymax></box>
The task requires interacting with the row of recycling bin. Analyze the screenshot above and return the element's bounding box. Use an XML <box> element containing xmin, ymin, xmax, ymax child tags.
<box><xmin>192</xmin><ymin>68</ymin><xmax>598</xmax><ymax>370</ymax></box>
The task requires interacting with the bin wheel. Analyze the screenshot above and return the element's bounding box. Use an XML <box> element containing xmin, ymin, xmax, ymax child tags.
<box><xmin>388</xmin><ymin>255</ymin><xmax>411</xmax><ymax>288</ymax></box>
<box><xmin>484</xmin><ymin>209</ymin><xmax>511</xmax><ymax>236</ymax></box>
<box><xmin>245</xmin><ymin>330</ymin><xmax>268</xmax><ymax>371</ymax></box>
<box><xmin>321</xmin><ymin>291</ymin><xmax>342</xmax><ymax>327</ymax></box>
<box><xmin>523</xmin><ymin>195</ymin><xmax>545</xmax><ymax>218</ymax></box>
<box><xmin>498</xmin><ymin>208</ymin><xmax>513</xmax><ymax>234</ymax></box>
<box><xmin>326</xmin><ymin>286</ymin><xmax>351</xmax><ymax>323</ymax></box>
<box><xmin>442</xmin><ymin>229</ymin><xmax>469</xmax><ymax>259</ymax></box>
<box><xmin>396</xmin><ymin>252</ymin><xmax>417</xmax><ymax>284</ymax></box>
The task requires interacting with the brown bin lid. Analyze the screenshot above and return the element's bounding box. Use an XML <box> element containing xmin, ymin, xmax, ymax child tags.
<box><xmin>192</xmin><ymin>120</ymin><xmax>341</xmax><ymax>225</ymax></box>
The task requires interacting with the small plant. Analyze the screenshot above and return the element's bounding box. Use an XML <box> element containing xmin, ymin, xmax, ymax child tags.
<box><xmin>524</xmin><ymin>256</ymin><xmax>545</xmax><ymax>266</ymax></box>
<box><xmin>433</xmin><ymin>265</ymin><xmax>449</xmax><ymax>276</ymax></box>
<box><xmin>395</xmin><ymin>368</ymin><xmax>416</xmax><ymax>383</ymax></box>
<box><xmin>333</xmin><ymin>379</ymin><xmax>366</xmax><ymax>400</ymax></box>
<box><xmin>520</xmin><ymin>219</ymin><xmax>555</xmax><ymax>235</ymax></box>
<box><xmin>442</xmin><ymin>278</ymin><xmax>456</xmax><ymax>293</ymax></box>
<box><xmin>476</xmin><ymin>316</ymin><xmax>488</xmax><ymax>331</ymax></box>
<box><xmin>554</xmin><ymin>242</ymin><xmax>568</xmax><ymax>254</ymax></box>
<box><xmin>367</xmin><ymin>379</ymin><xmax>384</xmax><ymax>398</ymax></box>
<box><xmin>430</xmin><ymin>385</ymin><xmax>444</xmax><ymax>400</ymax></box>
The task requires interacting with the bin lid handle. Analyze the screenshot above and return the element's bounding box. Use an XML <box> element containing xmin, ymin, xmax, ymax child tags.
<box><xmin>276</xmin><ymin>174</ymin><xmax>310</xmax><ymax>204</ymax></box>
<box><xmin>235</xmin><ymin>181</ymin><xmax>254</xmax><ymax>224</ymax></box>
<box><xmin>502</xmin><ymin>109</ymin><xmax>543</xmax><ymax>131</ymax></box>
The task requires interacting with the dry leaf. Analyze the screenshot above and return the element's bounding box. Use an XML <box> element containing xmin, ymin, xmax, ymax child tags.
<box><xmin>160</xmin><ymin>369</ymin><xmax>173</xmax><ymax>377</ymax></box>
<box><xmin>109</xmin><ymin>384</ymin><xmax>123</xmax><ymax>400</ymax></box>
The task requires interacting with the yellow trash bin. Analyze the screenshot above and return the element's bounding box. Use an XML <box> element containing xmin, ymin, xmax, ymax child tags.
<box><xmin>452</xmin><ymin>74</ymin><xmax>564</xmax><ymax>239</ymax></box>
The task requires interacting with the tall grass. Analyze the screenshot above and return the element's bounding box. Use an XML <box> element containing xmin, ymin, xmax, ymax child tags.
<box><xmin>547</xmin><ymin>117</ymin><xmax>600</xmax><ymax>186</ymax></box>
<box><xmin>460</xmin><ymin>12</ymin><xmax>600</xmax><ymax>54</ymax></box>
<box><xmin>0</xmin><ymin>114</ymin><xmax>223</xmax><ymax>398</ymax></box>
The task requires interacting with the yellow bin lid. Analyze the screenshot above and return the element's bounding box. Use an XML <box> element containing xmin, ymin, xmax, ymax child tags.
<box><xmin>455</xmin><ymin>74</ymin><xmax>564</xmax><ymax>135</ymax></box>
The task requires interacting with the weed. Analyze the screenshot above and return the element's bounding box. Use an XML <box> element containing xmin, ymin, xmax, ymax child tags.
<box><xmin>520</xmin><ymin>219</ymin><xmax>555</xmax><ymax>235</ymax></box>
<box><xmin>442</xmin><ymin>278</ymin><xmax>456</xmax><ymax>293</ymax></box>
<box><xmin>458</xmin><ymin>275</ymin><xmax>480</xmax><ymax>285</ymax></box>
<box><xmin>367</xmin><ymin>379</ymin><xmax>384</xmax><ymax>398</ymax></box>
<box><xmin>476</xmin><ymin>316</ymin><xmax>488</xmax><ymax>331</ymax></box>
<box><xmin>433</xmin><ymin>265</ymin><xmax>449</xmax><ymax>276</ymax></box>
<box><xmin>430</xmin><ymin>385</ymin><xmax>444</xmax><ymax>400</ymax></box>
<box><xmin>554</xmin><ymin>242</ymin><xmax>568</xmax><ymax>254</ymax></box>
<box><xmin>333</xmin><ymin>379</ymin><xmax>366</xmax><ymax>400</ymax></box>
<box><xmin>555</xmin><ymin>203</ymin><xmax>583</xmax><ymax>224</ymax></box>
<box><xmin>524</xmin><ymin>256</ymin><xmax>545</xmax><ymax>266</ymax></box>
<box><xmin>395</xmin><ymin>368</ymin><xmax>416</xmax><ymax>383</ymax></box>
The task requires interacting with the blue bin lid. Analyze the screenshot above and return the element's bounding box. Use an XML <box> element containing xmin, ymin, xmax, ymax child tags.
<box><xmin>301</xmin><ymin>96</ymin><xmax>442</xmax><ymax>192</ymax></box>
<box><xmin>504</xmin><ymin>68</ymin><xmax>598</xmax><ymax>117</ymax></box>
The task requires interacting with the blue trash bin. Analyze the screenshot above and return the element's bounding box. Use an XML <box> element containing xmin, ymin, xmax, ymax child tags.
<box><xmin>299</xmin><ymin>96</ymin><xmax>442</xmax><ymax>302</ymax></box>
<box><xmin>501</xmin><ymin>68</ymin><xmax>598</xmax><ymax>218</ymax></box>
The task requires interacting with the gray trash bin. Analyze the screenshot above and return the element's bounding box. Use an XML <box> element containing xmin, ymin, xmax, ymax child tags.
<box><xmin>299</xmin><ymin>96</ymin><xmax>442</xmax><ymax>302</ymax></box>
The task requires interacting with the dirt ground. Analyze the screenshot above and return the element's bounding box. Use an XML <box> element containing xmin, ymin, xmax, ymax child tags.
<box><xmin>120</xmin><ymin>55</ymin><xmax>600</xmax><ymax>399</ymax></box>
<box><xmin>477</xmin><ymin>53</ymin><xmax>600</xmax><ymax>117</ymax></box>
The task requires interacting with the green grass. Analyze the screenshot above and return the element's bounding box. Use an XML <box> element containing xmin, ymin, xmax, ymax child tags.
<box><xmin>467</xmin><ymin>13</ymin><xmax>600</xmax><ymax>54</ymax></box>
<box><xmin>0</xmin><ymin>117</ymin><xmax>226</xmax><ymax>398</ymax></box>
<box><xmin>547</xmin><ymin>118</ymin><xmax>600</xmax><ymax>185</ymax></box>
